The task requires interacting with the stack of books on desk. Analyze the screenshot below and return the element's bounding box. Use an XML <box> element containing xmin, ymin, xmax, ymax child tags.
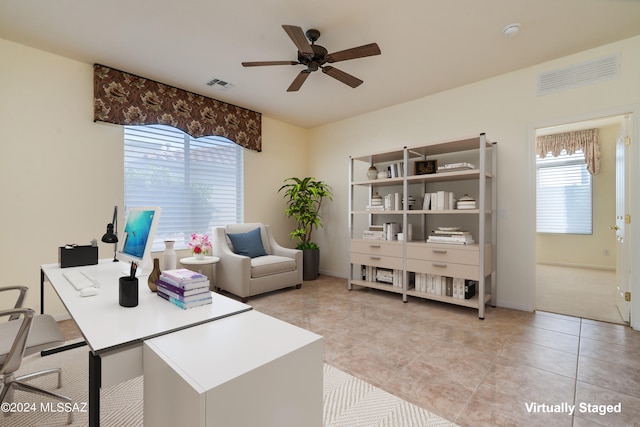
<box><xmin>157</xmin><ymin>268</ymin><xmax>212</xmax><ymax>309</ymax></box>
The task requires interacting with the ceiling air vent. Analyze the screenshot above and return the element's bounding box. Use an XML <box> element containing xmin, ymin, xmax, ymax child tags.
<box><xmin>537</xmin><ymin>53</ymin><xmax>620</xmax><ymax>96</ymax></box>
<box><xmin>206</xmin><ymin>78</ymin><xmax>234</xmax><ymax>91</ymax></box>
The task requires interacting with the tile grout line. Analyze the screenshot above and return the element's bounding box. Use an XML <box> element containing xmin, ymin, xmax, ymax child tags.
<box><xmin>571</xmin><ymin>318</ymin><xmax>583</xmax><ymax>427</ymax></box>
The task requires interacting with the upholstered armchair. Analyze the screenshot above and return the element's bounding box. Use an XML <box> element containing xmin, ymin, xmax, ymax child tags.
<box><xmin>211</xmin><ymin>223</ymin><xmax>303</xmax><ymax>302</ymax></box>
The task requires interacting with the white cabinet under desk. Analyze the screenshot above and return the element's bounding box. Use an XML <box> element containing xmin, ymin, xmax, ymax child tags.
<box><xmin>143</xmin><ymin>310</ymin><xmax>323</xmax><ymax>427</ymax></box>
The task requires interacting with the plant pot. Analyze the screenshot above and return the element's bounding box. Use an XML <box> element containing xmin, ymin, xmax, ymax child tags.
<box><xmin>302</xmin><ymin>248</ymin><xmax>320</xmax><ymax>281</ymax></box>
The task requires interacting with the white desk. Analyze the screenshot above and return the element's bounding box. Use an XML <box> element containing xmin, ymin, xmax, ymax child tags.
<box><xmin>41</xmin><ymin>259</ymin><xmax>252</xmax><ymax>427</ymax></box>
<box><xmin>144</xmin><ymin>310</ymin><xmax>323</xmax><ymax>427</ymax></box>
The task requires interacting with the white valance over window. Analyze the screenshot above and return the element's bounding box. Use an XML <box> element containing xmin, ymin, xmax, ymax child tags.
<box><xmin>536</xmin><ymin>129</ymin><xmax>600</xmax><ymax>174</ymax></box>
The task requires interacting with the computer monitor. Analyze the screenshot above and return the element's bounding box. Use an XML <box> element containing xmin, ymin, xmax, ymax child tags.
<box><xmin>116</xmin><ymin>206</ymin><xmax>161</xmax><ymax>275</ymax></box>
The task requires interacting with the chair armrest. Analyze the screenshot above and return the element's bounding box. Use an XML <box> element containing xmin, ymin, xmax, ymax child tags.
<box><xmin>0</xmin><ymin>286</ymin><xmax>29</xmax><ymax>320</ymax></box>
<box><xmin>0</xmin><ymin>307</ymin><xmax>34</xmax><ymax>321</ymax></box>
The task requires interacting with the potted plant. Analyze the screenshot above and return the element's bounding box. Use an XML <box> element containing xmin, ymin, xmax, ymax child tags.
<box><xmin>278</xmin><ymin>177</ymin><xmax>333</xmax><ymax>280</ymax></box>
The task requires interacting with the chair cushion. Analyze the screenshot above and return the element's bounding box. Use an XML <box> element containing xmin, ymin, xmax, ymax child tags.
<box><xmin>227</xmin><ymin>227</ymin><xmax>268</xmax><ymax>258</ymax></box>
<box><xmin>251</xmin><ymin>255</ymin><xmax>296</xmax><ymax>278</ymax></box>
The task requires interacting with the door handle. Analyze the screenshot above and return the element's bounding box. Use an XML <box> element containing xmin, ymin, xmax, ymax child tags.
<box><xmin>609</xmin><ymin>225</ymin><xmax>620</xmax><ymax>230</ymax></box>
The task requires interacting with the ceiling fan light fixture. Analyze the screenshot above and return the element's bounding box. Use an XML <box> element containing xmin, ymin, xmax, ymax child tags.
<box><xmin>503</xmin><ymin>23</ymin><xmax>521</xmax><ymax>38</ymax></box>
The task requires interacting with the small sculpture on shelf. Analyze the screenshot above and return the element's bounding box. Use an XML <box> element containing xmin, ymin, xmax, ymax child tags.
<box><xmin>367</xmin><ymin>165</ymin><xmax>378</xmax><ymax>180</ymax></box>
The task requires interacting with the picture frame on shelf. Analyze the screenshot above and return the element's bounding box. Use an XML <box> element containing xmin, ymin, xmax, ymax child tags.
<box><xmin>414</xmin><ymin>159</ymin><xmax>438</xmax><ymax>175</ymax></box>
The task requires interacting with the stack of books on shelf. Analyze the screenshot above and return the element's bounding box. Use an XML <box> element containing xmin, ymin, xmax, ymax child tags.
<box><xmin>427</xmin><ymin>228</ymin><xmax>474</xmax><ymax>245</ymax></box>
<box><xmin>157</xmin><ymin>268</ymin><xmax>212</xmax><ymax>310</ymax></box>
<box><xmin>414</xmin><ymin>274</ymin><xmax>476</xmax><ymax>299</ymax></box>
<box><xmin>362</xmin><ymin>225</ymin><xmax>385</xmax><ymax>240</ymax></box>
<box><xmin>437</xmin><ymin>162</ymin><xmax>475</xmax><ymax>172</ymax></box>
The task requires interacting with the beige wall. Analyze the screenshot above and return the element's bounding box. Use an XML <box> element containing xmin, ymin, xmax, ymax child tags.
<box><xmin>536</xmin><ymin>124</ymin><xmax>618</xmax><ymax>269</ymax></box>
<box><xmin>308</xmin><ymin>36</ymin><xmax>640</xmax><ymax>312</ymax></box>
<box><xmin>0</xmin><ymin>38</ymin><xmax>308</xmax><ymax>317</ymax></box>
<box><xmin>3</xmin><ymin>34</ymin><xmax>639</xmax><ymax>323</ymax></box>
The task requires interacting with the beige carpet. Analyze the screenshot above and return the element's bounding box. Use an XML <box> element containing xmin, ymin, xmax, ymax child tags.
<box><xmin>4</xmin><ymin>344</ymin><xmax>458</xmax><ymax>427</ymax></box>
<box><xmin>535</xmin><ymin>264</ymin><xmax>624</xmax><ymax>324</ymax></box>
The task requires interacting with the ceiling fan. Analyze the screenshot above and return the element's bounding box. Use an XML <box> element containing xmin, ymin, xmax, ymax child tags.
<box><xmin>242</xmin><ymin>25</ymin><xmax>381</xmax><ymax>92</ymax></box>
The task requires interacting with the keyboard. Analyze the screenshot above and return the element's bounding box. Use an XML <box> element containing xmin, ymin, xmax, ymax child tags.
<box><xmin>63</xmin><ymin>270</ymin><xmax>100</xmax><ymax>290</ymax></box>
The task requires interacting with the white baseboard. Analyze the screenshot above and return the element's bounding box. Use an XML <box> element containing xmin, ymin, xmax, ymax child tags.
<box><xmin>537</xmin><ymin>261</ymin><xmax>615</xmax><ymax>271</ymax></box>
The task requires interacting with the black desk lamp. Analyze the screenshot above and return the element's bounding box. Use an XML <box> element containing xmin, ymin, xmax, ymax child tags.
<box><xmin>101</xmin><ymin>206</ymin><xmax>119</xmax><ymax>262</ymax></box>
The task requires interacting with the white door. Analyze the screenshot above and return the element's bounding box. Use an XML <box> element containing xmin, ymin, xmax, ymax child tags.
<box><xmin>614</xmin><ymin>116</ymin><xmax>631</xmax><ymax>322</ymax></box>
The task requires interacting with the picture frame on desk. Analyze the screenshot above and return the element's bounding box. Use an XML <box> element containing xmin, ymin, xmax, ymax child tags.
<box><xmin>414</xmin><ymin>159</ymin><xmax>437</xmax><ymax>175</ymax></box>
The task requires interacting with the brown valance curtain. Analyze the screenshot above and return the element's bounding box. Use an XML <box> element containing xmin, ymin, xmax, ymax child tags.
<box><xmin>93</xmin><ymin>64</ymin><xmax>262</xmax><ymax>151</ymax></box>
<box><xmin>536</xmin><ymin>128</ymin><xmax>600</xmax><ymax>175</ymax></box>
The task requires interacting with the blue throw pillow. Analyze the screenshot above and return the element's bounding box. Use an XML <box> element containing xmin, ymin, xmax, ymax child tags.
<box><xmin>227</xmin><ymin>228</ymin><xmax>268</xmax><ymax>258</ymax></box>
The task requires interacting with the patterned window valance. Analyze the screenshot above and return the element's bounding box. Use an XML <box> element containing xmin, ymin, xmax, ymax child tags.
<box><xmin>93</xmin><ymin>64</ymin><xmax>261</xmax><ymax>151</ymax></box>
<box><xmin>536</xmin><ymin>128</ymin><xmax>600</xmax><ymax>174</ymax></box>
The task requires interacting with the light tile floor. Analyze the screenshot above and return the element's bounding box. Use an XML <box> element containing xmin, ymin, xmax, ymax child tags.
<box><xmin>59</xmin><ymin>275</ymin><xmax>640</xmax><ymax>426</ymax></box>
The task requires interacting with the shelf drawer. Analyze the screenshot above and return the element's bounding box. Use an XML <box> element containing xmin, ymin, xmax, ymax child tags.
<box><xmin>406</xmin><ymin>258</ymin><xmax>480</xmax><ymax>280</ymax></box>
<box><xmin>351</xmin><ymin>240</ymin><xmax>403</xmax><ymax>257</ymax></box>
<box><xmin>407</xmin><ymin>244</ymin><xmax>479</xmax><ymax>265</ymax></box>
<box><xmin>351</xmin><ymin>252</ymin><xmax>403</xmax><ymax>270</ymax></box>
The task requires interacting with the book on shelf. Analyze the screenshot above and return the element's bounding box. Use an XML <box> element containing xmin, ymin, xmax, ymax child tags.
<box><xmin>362</xmin><ymin>230</ymin><xmax>385</xmax><ymax>239</ymax></box>
<box><xmin>157</xmin><ymin>289</ymin><xmax>212</xmax><ymax>309</ymax></box>
<box><xmin>159</xmin><ymin>272</ymin><xmax>210</xmax><ymax>291</ymax></box>
<box><xmin>422</xmin><ymin>193</ymin><xmax>431</xmax><ymax>210</ymax></box>
<box><xmin>160</xmin><ymin>268</ymin><xmax>208</xmax><ymax>284</ymax></box>
<box><xmin>427</xmin><ymin>230</ymin><xmax>474</xmax><ymax>244</ymax></box>
<box><xmin>156</xmin><ymin>280</ymin><xmax>210</xmax><ymax>301</ymax></box>
<box><xmin>427</xmin><ymin>235</ymin><xmax>475</xmax><ymax>244</ymax></box>
<box><xmin>437</xmin><ymin>162</ymin><xmax>475</xmax><ymax>172</ymax></box>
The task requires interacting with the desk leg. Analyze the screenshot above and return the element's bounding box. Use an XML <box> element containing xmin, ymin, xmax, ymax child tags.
<box><xmin>40</xmin><ymin>268</ymin><xmax>45</xmax><ymax>315</ymax></box>
<box><xmin>89</xmin><ymin>351</ymin><xmax>101</xmax><ymax>427</ymax></box>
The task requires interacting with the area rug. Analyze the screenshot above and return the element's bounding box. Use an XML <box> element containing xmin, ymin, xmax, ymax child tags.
<box><xmin>4</xmin><ymin>344</ymin><xmax>458</xmax><ymax>427</ymax></box>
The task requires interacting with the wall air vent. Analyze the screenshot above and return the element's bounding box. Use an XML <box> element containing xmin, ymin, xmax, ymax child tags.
<box><xmin>206</xmin><ymin>78</ymin><xmax>234</xmax><ymax>91</ymax></box>
<box><xmin>537</xmin><ymin>53</ymin><xmax>620</xmax><ymax>96</ymax></box>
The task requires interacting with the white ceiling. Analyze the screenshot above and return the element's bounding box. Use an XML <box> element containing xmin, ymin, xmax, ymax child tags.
<box><xmin>2</xmin><ymin>0</ymin><xmax>640</xmax><ymax>129</ymax></box>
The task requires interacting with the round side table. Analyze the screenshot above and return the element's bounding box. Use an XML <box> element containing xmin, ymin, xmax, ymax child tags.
<box><xmin>179</xmin><ymin>256</ymin><xmax>220</xmax><ymax>288</ymax></box>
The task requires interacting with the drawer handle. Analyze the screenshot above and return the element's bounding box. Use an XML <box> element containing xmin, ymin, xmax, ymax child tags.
<box><xmin>432</xmin><ymin>263</ymin><xmax>447</xmax><ymax>268</ymax></box>
<box><xmin>369</xmin><ymin>256</ymin><xmax>381</xmax><ymax>260</ymax></box>
<box><xmin>369</xmin><ymin>245</ymin><xmax>381</xmax><ymax>248</ymax></box>
<box><xmin>432</xmin><ymin>249</ymin><xmax>448</xmax><ymax>254</ymax></box>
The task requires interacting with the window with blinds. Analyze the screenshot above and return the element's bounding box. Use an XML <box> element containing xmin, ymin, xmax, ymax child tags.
<box><xmin>124</xmin><ymin>124</ymin><xmax>244</xmax><ymax>250</ymax></box>
<box><xmin>536</xmin><ymin>149</ymin><xmax>592</xmax><ymax>234</ymax></box>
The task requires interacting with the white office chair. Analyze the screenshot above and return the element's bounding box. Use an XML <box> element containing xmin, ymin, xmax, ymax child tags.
<box><xmin>0</xmin><ymin>286</ymin><xmax>73</xmax><ymax>424</ymax></box>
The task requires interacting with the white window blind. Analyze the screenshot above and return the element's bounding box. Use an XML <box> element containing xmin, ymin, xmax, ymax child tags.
<box><xmin>124</xmin><ymin>124</ymin><xmax>244</xmax><ymax>250</ymax></box>
<box><xmin>536</xmin><ymin>149</ymin><xmax>592</xmax><ymax>234</ymax></box>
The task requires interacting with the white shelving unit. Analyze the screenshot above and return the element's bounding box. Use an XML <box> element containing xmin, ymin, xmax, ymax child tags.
<box><xmin>348</xmin><ymin>134</ymin><xmax>497</xmax><ymax>319</ymax></box>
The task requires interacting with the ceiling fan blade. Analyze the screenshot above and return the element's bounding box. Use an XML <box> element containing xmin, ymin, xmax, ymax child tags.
<box><xmin>287</xmin><ymin>70</ymin><xmax>311</xmax><ymax>92</ymax></box>
<box><xmin>325</xmin><ymin>43</ymin><xmax>381</xmax><ymax>63</ymax></box>
<box><xmin>242</xmin><ymin>61</ymin><xmax>298</xmax><ymax>67</ymax></box>
<box><xmin>321</xmin><ymin>66</ymin><xmax>363</xmax><ymax>88</ymax></box>
<box><xmin>282</xmin><ymin>25</ymin><xmax>314</xmax><ymax>57</ymax></box>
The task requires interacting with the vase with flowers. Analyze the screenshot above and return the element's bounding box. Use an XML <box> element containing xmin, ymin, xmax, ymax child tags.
<box><xmin>189</xmin><ymin>233</ymin><xmax>212</xmax><ymax>260</ymax></box>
